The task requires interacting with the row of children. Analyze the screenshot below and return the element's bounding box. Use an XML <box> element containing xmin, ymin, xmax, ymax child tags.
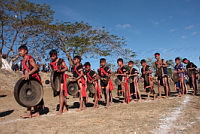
<box><xmin>17</xmin><ymin>45</ymin><xmax>198</xmax><ymax>118</ymax></box>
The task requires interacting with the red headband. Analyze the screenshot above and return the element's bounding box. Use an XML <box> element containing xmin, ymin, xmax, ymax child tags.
<box><xmin>128</xmin><ymin>63</ymin><xmax>133</xmax><ymax>65</ymax></box>
<box><xmin>85</xmin><ymin>65</ymin><xmax>90</xmax><ymax>68</ymax></box>
<box><xmin>50</xmin><ymin>54</ymin><xmax>57</xmax><ymax>57</ymax></box>
<box><xmin>155</xmin><ymin>54</ymin><xmax>160</xmax><ymax>56</ymax></box>
<box><xmin>18</xmin><ymin>49</ymin><xmax>27</xmax><ymax>51</ymax></box>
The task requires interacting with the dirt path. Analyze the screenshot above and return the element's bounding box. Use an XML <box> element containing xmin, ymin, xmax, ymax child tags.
<box><xmin>1</xmin><ymin>86</ymin><xmax>200</xmax><ymax>134</ymax></box>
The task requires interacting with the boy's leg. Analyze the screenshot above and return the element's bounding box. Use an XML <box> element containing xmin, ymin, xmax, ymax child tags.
<box><xmin>20</xmin><ymin>107</ymin><xmax>32</xmax><ymax>118</ymax></box>
<box><xmin>57</xmin><ymin>83</ymin><xmax>64</xmax><ymax>115</ymax></box>
<box><xmin>191</xmin><ymin>75</ymin><xmax>197</xmax><ymax>95</ymax></box>
<box><xmin>135</xmin><ymin>81</ymin><xmax>142</xmax><ymax>101</ymax></box>
<box><xmin>157</xmin><ymin>79</ymin><xmax>162</xmax><ymax>99</ymax></box>
<box><xmin>105</xmin><ymin>84</ymin><xmax>110</xmax><ymax>108</ymax></box>
<box><xmin>163</xmin><ymin>77</ymin><xmax>169</xmax><ymax>98</ymax></box>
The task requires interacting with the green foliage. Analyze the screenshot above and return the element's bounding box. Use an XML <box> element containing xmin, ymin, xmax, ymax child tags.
<box><xmin>0</xmin><ymin>0</ymin><xmax>129</xmax><ymax>68</ymax></box>
<box><xmin>44</xmin><ymin>21</ymin><xmax>128</xmax><ymax>67</ymax></box>
<box><xmin>0</xmin><ymin>0</ymin><xmax>54</xmax><ymax>62</ymax></box>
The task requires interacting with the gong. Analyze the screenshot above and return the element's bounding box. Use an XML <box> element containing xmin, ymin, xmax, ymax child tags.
<box><xmin>50</xmin><ymin>71</ymin><xmax>61</xmax><ymax>97</ymax></box>
<box><xmin>67</xmin><ymin>81</ymin><xmax>79</xmax><ymax>96</ymax></box>
<box><xmin>157</xmin><ymin>68</ymin><xmax>163</xmax><ymax>77</ymax></box>
<box><xmin>172</xmin><ymin>73</ymin><xmax>180</xmax><ymax>83</ymax></box>
<box><xmin>14</xmin><ymin>78</ymin><xmax>43</xmax><ymax>107</ymax></box>
<box><xmin>115</xmin><ymin>78</ymin><xmax>122</xmax><ymax>85</ymax></box>
<box><xmin>144</xmin><ymin>75</ymin><xmax>150</xmax><ymax>85</ymax></box>
<box><xmin>87</xmin><ymin>83</ymin><xmax>95</xmax><ymax>94</ymax></box>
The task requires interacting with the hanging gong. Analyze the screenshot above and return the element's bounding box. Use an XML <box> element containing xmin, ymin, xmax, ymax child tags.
<box><xmin>14</xmin><ymin>77</ymin><xmax>43</xmax><ymax>107</ymax></box>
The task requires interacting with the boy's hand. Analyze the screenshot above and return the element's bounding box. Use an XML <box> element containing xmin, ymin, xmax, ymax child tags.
<box><xmin>22</xmin><ymin>74</ymin><xmax>29</xmax><ymax>80</ymax></box>
<box><xmin>70</xmin><ymin>78</ymin><xmax>77</xmax><ymax>82</ymax></box>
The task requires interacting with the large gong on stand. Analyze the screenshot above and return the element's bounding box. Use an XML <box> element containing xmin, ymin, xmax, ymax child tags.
<box><xmin>14</xmin><ymin>77</ymin><xmax>43</xmax><ymax>107</ymax></box>
<box><xmin>50</xmin><ymin>71</ymin><xmax>61</xmax><ymax>97</ymax></box>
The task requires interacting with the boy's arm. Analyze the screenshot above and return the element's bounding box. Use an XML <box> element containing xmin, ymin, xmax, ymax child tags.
<box><xmin>57</xmin><ymin>61</ymin><xmax>68</xmax><ymax>72</ymax></box>
<box><xmin>23</xmin><ymin>58</ymin><xmax>38</xmax><ymax>80</ymax></box>
<box><xmin>162</xmin><ymin>60</ymin><xmax>168</xmax><ymax>68</ymax></box>
<box><xmin>73</xmin><ymin>69</ymin><xmax>84</xmax><ymax>81</ymax></box>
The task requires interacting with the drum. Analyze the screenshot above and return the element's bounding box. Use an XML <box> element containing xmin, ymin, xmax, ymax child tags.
<box><xmin>14</xmin><ymin>77</ymin><xmax>43</xmax><ymax>107</ymax></box>
<box><xmin>115</xmin><ymin>78</ymin><xmax>122</xmax><ymax>85</ymax></box>
<box><xmin>67</xmin><ymin>81</ymin><xmax>79</xmax><ymax>96</ymax></box>
<box><xmin>87</xmin><ymin>83</ymin><xmax>95</xmax><ymax>94</ymax></box>
<box><xmin>172</xmin><ymin>73</ymin><xmax>180</xmax><ymax>83</ymax></box>
<box><xmin>50</xmin><ymin>71</ymin><xmax>61</xmax><ymax>97</ymax></box>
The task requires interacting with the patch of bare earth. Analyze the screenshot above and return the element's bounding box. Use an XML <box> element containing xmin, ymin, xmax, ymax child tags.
<box><xmin>0</xmin><ymin>72</ymin><xmax>200</xmax><ymax>133</ymax></box>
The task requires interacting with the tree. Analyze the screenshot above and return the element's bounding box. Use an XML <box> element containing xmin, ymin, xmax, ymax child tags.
<box><xmin>44</xmin><ymin>21</ymin><xmax>130</xmax><ymax>68</ymax></box>
<box><xmin>0</xmin><ymin>0</ymin><xmax>54</xmax><ymax>67</ymax></box>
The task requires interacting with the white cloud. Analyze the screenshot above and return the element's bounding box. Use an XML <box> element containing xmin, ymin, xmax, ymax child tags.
<box><xmin>151</xmin><ymin>20</ymin><xmax>160</xmax><ymax>25</ymax></box>
<box><xmin>169</xmin><ymin>29</ymin><xmax>177</xmax><ymax>33</ymax></box>
<box><xmin>181</xmin><ymin>35</ymin><xmax>187</xmax><ymax>39</ymax></box>
<box><xmin>191</xmin><ymin>32</ymin><xmax>197</xmax><ymax>35</ymax></box>
<box><xmin>185</xmin><ymin>25</ymin><xmax>195</xmax><ymax>30</ymax></box>
<box><xmin>115</xmin><ymin>24</ymin><xmax>132</xmax><ymax>29</ymax></box>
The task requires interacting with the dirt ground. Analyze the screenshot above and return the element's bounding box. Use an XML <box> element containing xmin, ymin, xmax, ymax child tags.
<box><xmin>0</xmin><ymin>71</ymin><xmax>200</xmax><ymax>134</ymax></box>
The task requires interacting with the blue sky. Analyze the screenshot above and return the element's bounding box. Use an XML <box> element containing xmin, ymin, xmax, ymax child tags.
<box><xmin>29</xmin><ymin>0</ymin><xmax>200</xmax><ymax>70</ymax></box>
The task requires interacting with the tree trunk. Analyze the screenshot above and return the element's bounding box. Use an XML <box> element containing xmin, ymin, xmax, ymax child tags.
<box><xmin>66</xmin><ymin>52</ymin><xmax>73</xmax><ymax>71</ymax></box>
<box><xmin>0</xmin><ymin>54</ymin><xmax>2</xmax><ymax>69</ymax></box>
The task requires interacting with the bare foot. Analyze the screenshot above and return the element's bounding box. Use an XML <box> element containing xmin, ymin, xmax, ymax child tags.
<box><xmin>56</xmin><ymin>111</ymin><xmax>63</xmax><ymax>115</ymax></box>
<box><xmin>32</xmin><ymin>112</ymin><xmax>40</xmax><ymax>117</ymax></box>
<box><xmin>146</xmin><ymin>98</ymin><xmax>150</xmax><ymax>101</ymax></box>
<box><xmin>20</xmin><ymin>113</ymin><xmax>32</xmax><ymax>118</ymax></box>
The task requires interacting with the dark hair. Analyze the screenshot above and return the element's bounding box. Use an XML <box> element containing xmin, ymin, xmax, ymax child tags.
<box><xmin>2</xmin><ymin>54</ymin><xmax>7</xmax><ymax>59</ymax></box>
<box><xmin>74</xmin><ymin>55</ymin><xmax>81</xmax><ymax>62</ymax></box>
<box><xmin>117</xmin><ymin>58</ymin><xmax>123</xmax><ymax>63</ymax></box>
<box><xmin>182</xmin><ymin>58</ymin><xmax>187</xmax><ymax>62</ymax></box>
<box><xmin>18</xmin><ymin>45</ymin><xmax>28</xmax><ymax>52</ymax></box>
<box><xmin>84</xmin><ymin>62</ymin><xmax>91</xmax><ymax>66</ymax></box>
<box><xmin>128</xmin><ymin>60</ymin><xmax>134</xmax><ymax>64</ymax></box>
<box><xmin>49</xmin><ymin>49</ymin><xmax>57</xmax><ymax>56</ymax></box>
<box><xmin>154</xmin><ymin>53</ymin><xmax>160</xmax><ymax>56</ymax></box>
<box><xmin>100</xmin><ymin>58</ymin><xmax>106</xmax><ymax>62</ymax></box>
<box><xmin>175</xmin><ymin>57</ymin><xmax>181</xmax><ymax>61</ymax></box>
<box><xmin>140</xmin><ymin>59</ymin><xmax>146</xmax><ymax>64</ymax></box>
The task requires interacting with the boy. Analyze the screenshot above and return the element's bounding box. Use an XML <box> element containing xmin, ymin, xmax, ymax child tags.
<box><xmin>84</xmin><ymin>62</ymin><xmax>100</xmax><ymax>108</ymax></box>
<box><xmin>49</xmin><ymin>49</ymin><xmax>68</xmax><ymax>115</ymax></box>
<box><xmin>128</xmin><ymin>61</ymin><xmax>141</xmax><ymax>101</ymax></box>
<box><xmin>174</xmin><ymin>57</ymin><xmax>185</xmax><ymax>97</ymax></box>
<box><xmin>98</xmin><ymin>58</ymin><xmax>113</xmax><ymax>108</ymax></box>
<box><xmin>182</xmin><ymin>58</ymin><xmax>198</xmax><ymax>95</ymax></box>
<box><xmin>154</xmin><ymin>53</ymin><xmax>170</xmax><ymax>99</ymax></box>
<box><xmin>71</xmin><ymin>56</ymin><xmax>87</xmax><ymax>110</ymax></box>
<box><xmin>115</xmin><ymin>58</ymin><xmax>130</xmax><ymax>103</ymax></box>
<box><xmin>141</xmin><ymin>59</ymin><xmax>154</xmax><ymax>100</ymax></box>
<box><xmin>18</xmin><ymin>45</ymin><xmax>44</xmax><ymax>118</ymax></box>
